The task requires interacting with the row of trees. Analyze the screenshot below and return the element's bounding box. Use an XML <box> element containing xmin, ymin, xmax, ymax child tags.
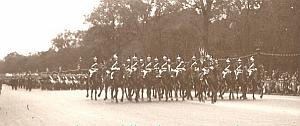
<box><xmin>0</xmin><ymin>0</ymin><xmax>299</xmax><ymax>73</ymax></box>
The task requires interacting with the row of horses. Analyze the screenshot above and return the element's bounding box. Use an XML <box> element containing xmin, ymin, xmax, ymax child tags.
<box><xmin>6</xmin><ymin>74</ymin><xmax>87</xmax><ymax>91</ymax></box>
<box><xmin>87</xmin><ymin>63</ymin><xmax>265</xmax><ymax>104</ymax></box>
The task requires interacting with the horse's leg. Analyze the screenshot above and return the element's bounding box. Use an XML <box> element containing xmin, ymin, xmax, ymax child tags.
<box><xmin>252</xmin><ymin>80</ymin><xmax>256</xmax><ymax>100</ymax></box>
<box><xmin>231</xmin><ymin>82</ymin><xmax>235</xmax><ymax>100</ymax></box>
<box><xmin>104</xmin><ymin>83</ymin><xmax>108</xmax><ymax>100</ymax></box>
<box><xmin>175</xmin><ymin>83</ymin><xmax>178</xmax><ymax>101</ymax></box>
<box><xmin>95</xmin><ymin>87</ymin><xmax>97</xmax><ymax>101</ymax></box>
<box><xmin>152</xmin><ymin>81</ymin><xmax>156</xmax><ymax>98</ymax></box>
<box><xmin>98</xmin><ymin>84</ymin><xmax>103</xmax><ymax>97</ymax></box>
<box><xmin>86</xmin><ymin>79</ymin><xmax>89</xmax><ymax>98</ymax></box>
<box><xmin>115</xmin><ymin>87</ymin><xmax>119</xmax><ymax>103</ymax></box>
<box><xmin>260</xmin><ymin>82</ymin><xmax>264</xmax><ymax>99</ymax></box>
<box><xmin>140</xmin><ymin>81</ymin><xmax>144</xmax><ymax>101</ymax></box>
<box><xmin>146</xmin><ymin>79</ymin><xmax>152</xmax><ymax>101</ymax></box>
<box><xmin>111</xmin><ymin>85</ymin><xmax>114</xmax><ymax>101</ymax></box>
<box><xmin>252</xmin><ymin>85</ymin><xmax>256</xmax><ymax>100</ymax></box>
<box><xmin>121</xmin><ymin>86</ymin><xmax>124</xmax><ymax>102</ymax></box>
<box><xmin>189</xmin><ymin>83</ymin><xmax>193</xmax><ymax>100</ymax></box>
<box><xmin>91</xmin><ymin>87</ymin><xmax>93</xmax><ymax>100</ymax></box>
<box><xmin>135</xmin><ymin>82</ymin><xmax>140</xmax><ymax>102</ymax></box>
<box><xmin>236</xmin><ymin>81</ymin><xmax>240</xmax><ymax>100</ymax></box>
<box><xmin>158</xmin><ymin>84</ymin><xmax>162</xmax><ymax>101</ymax></box>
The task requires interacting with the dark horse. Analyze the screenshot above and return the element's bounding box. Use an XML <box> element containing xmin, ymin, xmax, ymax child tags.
<box><xmin>248</xmin><ymin>65</ymin><xmax>265</xmax><ymax>99</ymax></box>
<box><xmin>204</xmin><ymin>67</ymin><xmax>219</xmax><ymax>104</ymax></box>
<box><xmin>194</xmin><ymin>69</ymin><xmax>206</xmax><ymax>102</ymax></box>
<box><xmin>87</xmin><ymin>70</ymin><xmax>100</xmax><ymax>100</ymax></box>
<box><xmin>110</xmin><ymin>65</ymin><xmax>124</xmax><ymax>103</ymax></box>
<box><xmin>161</xmin><ymin>69</ymin><xmax>172</xmax><ymax>101</ymax></box>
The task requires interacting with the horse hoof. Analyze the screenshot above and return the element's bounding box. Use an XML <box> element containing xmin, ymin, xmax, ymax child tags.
<box><xmin>104</xmin><ymin>98</ymin><xmax>107</xmax><ymax>100</ymax></box>
<box><xmin>260</xmin><ymin>96</ymin><xmax>263</xmax><ymax>99</ymax></box>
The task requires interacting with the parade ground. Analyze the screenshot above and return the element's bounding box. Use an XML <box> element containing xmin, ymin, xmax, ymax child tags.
<box><xmin>0</xmin><ymin>84</ymin><xmax>299</xmax><ymax>126</ymax></box>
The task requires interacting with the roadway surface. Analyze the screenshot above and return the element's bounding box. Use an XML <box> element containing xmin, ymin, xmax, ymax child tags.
<box><xmin>0</xmin><ymin>84</ymin><xmax>299</xmax><ymax>126</ymax></box>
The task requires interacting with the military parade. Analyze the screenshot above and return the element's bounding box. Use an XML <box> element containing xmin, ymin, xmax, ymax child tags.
<box><xmin>1</xmin><ymin>50</ymin><xmax>299</xmax><ymax>105</ymax></box>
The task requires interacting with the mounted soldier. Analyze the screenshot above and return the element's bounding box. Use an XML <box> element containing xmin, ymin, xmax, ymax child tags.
<box><xmin>173</xmin><ymin>55</ymin><xmax>186</xmax><ymax>101</ymax></box>
<box><xmin>144</xmin><ymin>55</ymin><xmax>154</xmax><ymax>101</ymax></box>
<box><xmin>131</xmin><ymin>55</ymin><xmax>140</xmax><ymax>102</ymax></box>
<box><xmin>138</xmin><ymin>58</ymin><xmax>146</xmax><ymax>100</ymax></box>
<box><xmin>248</xmin><ymin>56</ymin><xmax>259</xmax><ymax>99</ymax></box>
<box><xmin>87</xmin><ymin>56</ymin><xmax>99</xmax><ymax>100</ymax></box>
<box><xmin>152</xmin><ymin>57</ymin><xmax>160</xmax><ymax>99</ymax></box>
<box><xmin>234</xmin><ymin>58</ymin><xmax>246</xmax><ymax>99</ymax></box>
<box><xmin>160</xmin><ymin>56</ymin><xmax>170</xmax><ymax>101</ymax></box>
<box><xmin>185</xmin><ymin>55</ymin><xmax>198</xmax><ymax>100</ymax></box>
<box><xmin>222</xmin><ymin>58</ymin><xmax>235</xmax><ymax>100</ymax></box>
<box><xmin>110</xmin><ymin>54</ymin><xmax>123</xmax><ymax>103</ymax></box>
<box><xmin>200</xmin><ymin>54</ymin><xmax>217</xmax><ymax>103</ymax></box>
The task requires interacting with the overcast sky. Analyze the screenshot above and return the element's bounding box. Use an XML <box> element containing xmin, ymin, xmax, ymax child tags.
<box><xmin>0</xmin><ymin>0</ymin><xmax>99</xmax><ymax>60</ymax></box>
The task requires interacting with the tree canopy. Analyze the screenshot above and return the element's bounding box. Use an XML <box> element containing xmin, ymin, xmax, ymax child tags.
<box><xmin>0</xmin><ymin>0</ymin><xmax>299</xmax><ymax>73</ymax></box>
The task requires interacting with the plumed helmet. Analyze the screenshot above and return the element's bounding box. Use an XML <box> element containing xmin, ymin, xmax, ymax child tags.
<box><xmin>113</xmin><ymin>54</ymin><xmax>118</xmax><ymax>59</ymax></box>
<box><xmin>177</xmin><ymin>55</ymin><xmax>181</xmax><ymax>60</ymax></box>
<box><xmin>238</xmin><ymin>58</ymin><xmax>242</xmax><ymax>62</ymax></box>
<box><xmin>132</xmin><ymin>55</ymin><xmax>138</xmax><ymax>61</ymax></box>
<box><xmin>93</xmin><ymin>56</ymin><xmax>97</xmax><ymax>62</ymax></box>
<box><xmin>147</xmin><ymin>55</ymin><xmax>151</xmax><ymax>60</ymax></box>
<box><xmin>250</xmin><ymin>56</ymin><xmax>254</xmax><ymax>61</ymax></box>
<box><xmin>163</xmin><ymin>56</ymin><xmax>167</xmax><ymax>60</ymax></box>
<box><xmin>192</xmin><ymin>55</ymin><xmax>196</xmax><ymax>59</ymax></box>
<box><xmin>226</xmin><ymin>58</ymin><xmax>230</xmax><ymax>63</ymax></box>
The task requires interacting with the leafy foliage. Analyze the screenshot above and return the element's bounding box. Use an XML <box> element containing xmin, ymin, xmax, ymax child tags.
<box><xmin>0</xmin><ymin>0</ymin><xmax>299</xmax><ymax>73</ymax></box>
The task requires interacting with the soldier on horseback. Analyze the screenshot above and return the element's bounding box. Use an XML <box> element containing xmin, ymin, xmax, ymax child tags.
<box><xmin>235</xmin><ymin>58</ymin><xmax>246</xmax><ymax>100</ymax></box>
<box><xmin>131</xmin><ymin>55</ymin><xmax>140</xmax><ymax>102</ymax></box>
<box><xmin>247</xmin><ymin>56</ymin><xmax>261</xmax><ymax>99</ymax></box>
<box><xmin>160</xmin><ymin>56</ymin><xmax>171</xmax><ymax>101</ymax></box>
<box><xmin>88</xmin><ymin>56</ymin><xmax>99</xmax><ymax>100</ymax></box>
<box><xmin>110</xmin><ymin>54</ymin><xmax>122</xmax><ymax>102</ymax></box>
<box><xmin>138</xmin><ymin>58</ymin><xmax>146</xmax><ymax>100</ymax></box>
<box><xmin>144</xmin><ymin>56</ymin><xmax>153</xmax><ymax>101</ymax></box>
<box><xmin>202</xmin><ymin>55</ymin><xmax>218</xmax><ymax>103</ymax></box>
<box><xmin>173</xmin><ymin>55</ymin><xmax>186</xmax><ymax>101</ymax></box>
<box><xmin>222</xmin><ymin>58</ymin><xmax>235</xmax><ymax>100</ymax></box>
<box><xmin>185</xmin><ymin>55</ymin><xmax>198</xmax><ymax>100</ymax></box>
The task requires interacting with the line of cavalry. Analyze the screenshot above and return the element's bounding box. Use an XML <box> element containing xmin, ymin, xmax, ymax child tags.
<box><xmin>2</xmin><ymin>52</ymin><xmax>299</xmax><ymax>104</ymax></box>
<box><xmin>84</xmin><ymin>53</ymin><xmax>265</xmax><ymax>104</ymax></box>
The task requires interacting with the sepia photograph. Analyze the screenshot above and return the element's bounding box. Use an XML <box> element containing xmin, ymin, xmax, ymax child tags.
<box><xmin>0</xmin><ymin>0</ymin><xmax>299</xmax><ymax>126</ymax></box>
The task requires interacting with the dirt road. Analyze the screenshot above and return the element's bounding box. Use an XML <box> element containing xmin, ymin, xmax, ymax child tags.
<box><xmin>0</xmin><ymin>84</ymin><xmax>299</xmax><ymax>126</ymax></box>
